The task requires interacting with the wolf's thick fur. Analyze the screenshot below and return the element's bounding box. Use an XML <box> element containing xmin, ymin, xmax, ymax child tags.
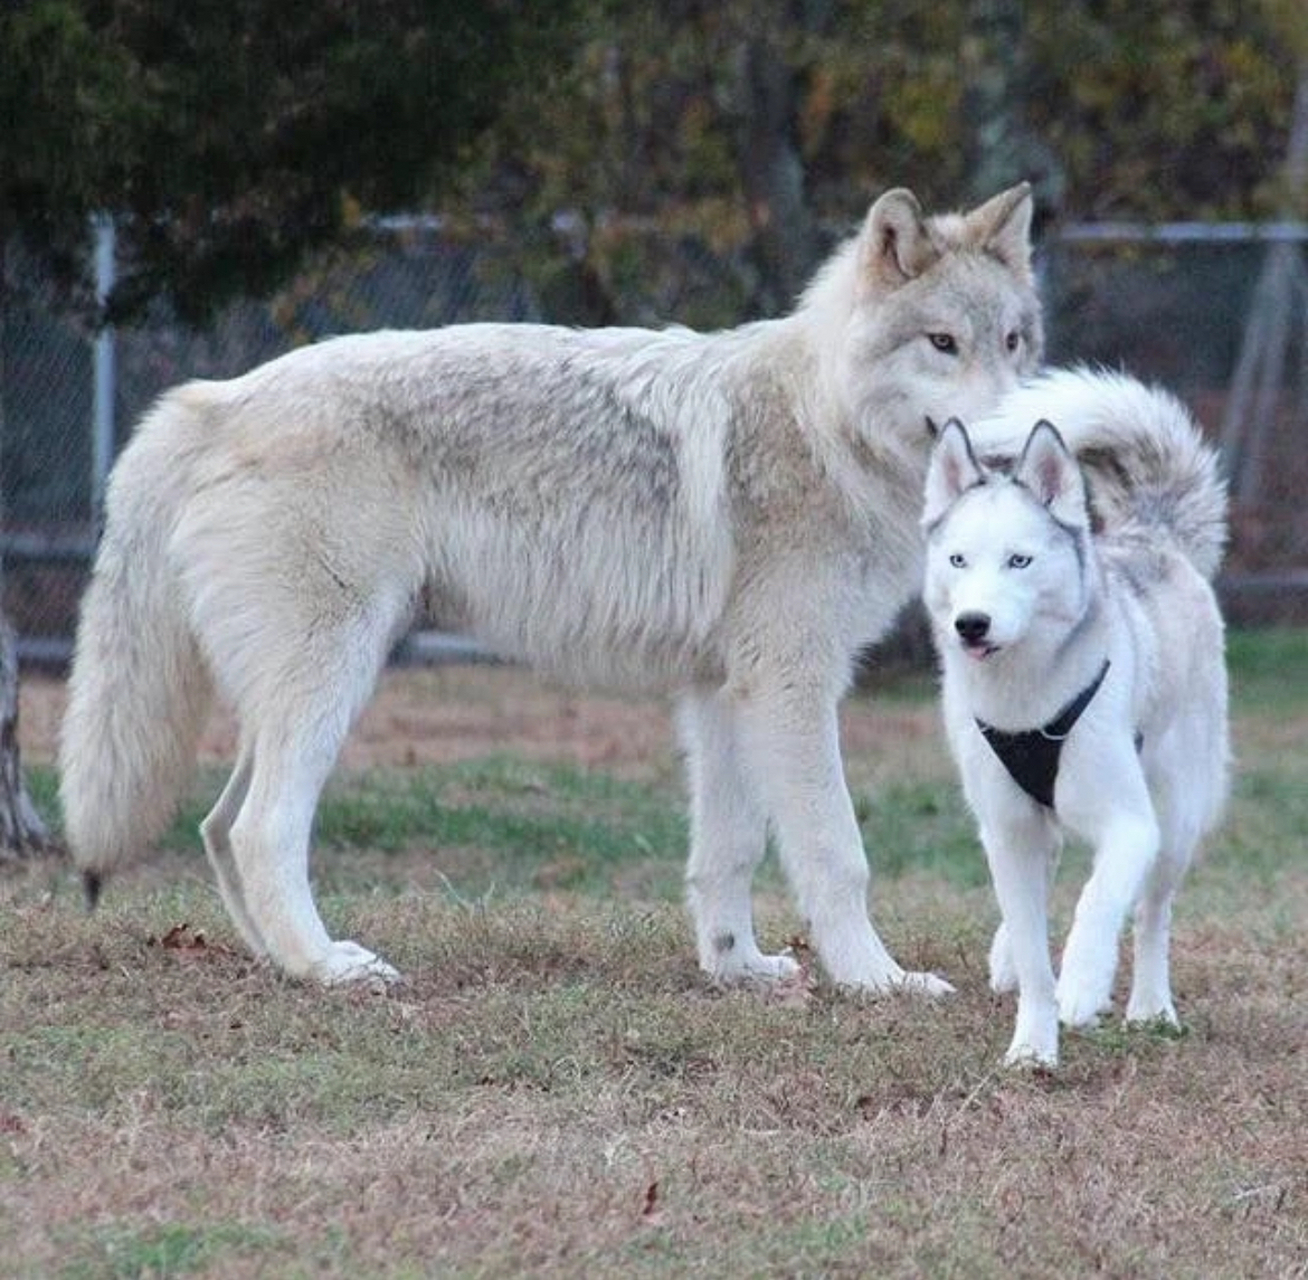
<box><xmin>922</xmin><ymin>369</ymin><xmax>1229</xmax><ymax>1066</ymax></box>
<box><xmin>61</xmin><ymin>184</ymin><xmax>1041</xmax><ymax>989</ymax></box>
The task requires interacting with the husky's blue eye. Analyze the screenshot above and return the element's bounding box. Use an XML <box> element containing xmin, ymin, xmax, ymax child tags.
<box><xmin>928</xmin><ymin>332</ymin><xmax>958</xmax><ymax>355</ymax></box>
<box><xmin>1007</xmin><ymin>553</ymin><xmax>1032</xmax><ymax>569</ymax></box>
<box><xmin>949</xmin><ymin>553</ymin><xmax>967</xmax><ymax>568</ymax></box>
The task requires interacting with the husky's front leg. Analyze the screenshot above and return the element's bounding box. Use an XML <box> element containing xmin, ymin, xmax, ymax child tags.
<box><xmin>979</xmin><ymin>808</ymin><xmax>1062</xmax><ymax>1066</ymax></box>
<box><xmin>678</xmin><ymin>688</ymin><xmax>799</xmax><ymax>983</ymax></box>
<box><xmin>733</xmin><ymin>683</ymin><xmax>950</xmax><ymax>995</ymax></box>
<box><xmin>1057</xmin><ymin>805</ymin><xmax>1159</xmax><ymax>1027</ymax></box>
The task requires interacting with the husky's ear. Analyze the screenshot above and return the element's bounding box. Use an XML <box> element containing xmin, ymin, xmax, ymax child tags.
<box><xmin>1014</xmin><ymin>420</ymin><xmax>1088</xmax><ymax>525</ymax></box>
<box><xmin>857</xmin><ymin>188</ymin><xmax>940</xmax><ymax>296</ymax></box>
<box><xmin>965</xmin><ymin>182</ymin><xmax>1034</xmax><ymax>284</ymax></box>
<box><xmin>923</xmin><ymin>419</ymin><xmax>985</xmax><ymax>528</ymax></box>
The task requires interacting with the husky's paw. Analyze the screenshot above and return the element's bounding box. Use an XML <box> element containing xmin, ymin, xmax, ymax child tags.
<box><xmin>1124</xmin><ymin>990</ymin><xmax>1179</xmax><ymax>1028</ymax></box>
<box><xmin>1056</xmin><ymin>969</ymin><xmax>1114</xmax><ymax>1028</ymax></box>
<box><xmin>314</xmin><ymin>941</ymin><xmax>402</xmax><ymax>987</ymax></box>
<box><xmin>988</xmin><ymin>923</ymin><xmax>1018</xmax><ymax>994</ymax></box>
<box><xmin>1003</xmin><ymin>1039</ymin><xmax>1058</xmax><ymax>1070</ymax></box>
<box><xmin>1006</xmin><ymin>999</ymin><xmax>1059</xmax><ymax>1067</ymax></box>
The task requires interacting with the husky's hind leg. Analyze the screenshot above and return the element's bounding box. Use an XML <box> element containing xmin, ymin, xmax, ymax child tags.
<box><xmin>678</xmin><ymin>688</ymin><xmax>798</xmax><ymax>984</ymax></box>
<box><xmin>988</xmin><ymin>832</ymin><xmax>1061</xmax><ymax>994</ymax></box>
<box><xmin>1125</xmin><ymin>842</ymin><xmax>1188</xmax><ymax>1026</ymax></box>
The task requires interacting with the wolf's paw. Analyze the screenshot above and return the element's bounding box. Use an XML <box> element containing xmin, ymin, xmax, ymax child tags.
<box><xmin>315</xmin><ymin>941</ymin><xmax>402</xmax><ymax>987</ymax></box>
<box><xmin>707</xmin><ymin>948</ymin><xmax>801</xmax><ymax>986</ymax></box>
<box><xmin>893</xmin><ymin>970</ymin><xmax>956</xmax><ymax>998</ymax></box>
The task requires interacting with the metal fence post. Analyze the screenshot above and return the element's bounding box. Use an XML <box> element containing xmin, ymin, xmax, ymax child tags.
<box><xmin>91</xmin><ymin>214</ymin><xmax>116</xmax><ymax>521</ymax></box>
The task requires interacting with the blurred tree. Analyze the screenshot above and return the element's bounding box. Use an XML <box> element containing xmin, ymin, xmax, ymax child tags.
<box><xmin>0</xmin><ymin>0</ymin><xmax>584</xmax><ymax>324</ymax></box>
<box><xmin>0</xmin><ymin>0</ymin><xmax>583</xmax><ymax>859</ymax></box>
<box><xmin>456</xmin><ymin>0</ymin><xmax>1297</xmax><ymax>325</ymax></box>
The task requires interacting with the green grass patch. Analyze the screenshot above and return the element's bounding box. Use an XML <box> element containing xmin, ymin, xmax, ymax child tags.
<box><xmin>60</xmin><ymin>1221</ymin><xmax>287</xmax><ymax>1280</ymax></box>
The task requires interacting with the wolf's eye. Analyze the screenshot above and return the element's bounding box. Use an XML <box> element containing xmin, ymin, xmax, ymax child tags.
<box><xmin>949</xmin><ymin>553</ymin><xmax>967</xmax><ymax>568</ymax></box>
<box><xmin>1005</xmin><ymin>331</ymin><xmax>1020</xmax><ymax>353</ymax></box>
<box><xmin>928</xmin><ymin>332</ymin><xmax>958</xmax><ymax>355</ymax></box>
<box><xmin>1007</xmin><ymin>553</ymin><xmax>1032</xmax><ymax>569</ymax></box>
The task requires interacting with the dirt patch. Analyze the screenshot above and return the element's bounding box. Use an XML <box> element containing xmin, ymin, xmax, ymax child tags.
<box><xmin>17</xmin><ymin>663</ymin><xmax>677</xmax><ymax>774</ymax></box>
<box><xmin>17</xmin><ymin>661</ymin><xmax>947</xmax><ymax>785</ymax></box>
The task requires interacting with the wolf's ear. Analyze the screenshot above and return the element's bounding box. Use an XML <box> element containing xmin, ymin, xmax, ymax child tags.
<box><xmin>1014</xmin><ymin>420</ymin><xmax>1087</xmax><ymax>524</ymax></box>
<box><xmin>857</xmin><ymin>188</ymin><xmax>941</xmax><ymax>296</ymax></box>
<box><xmin>966</xmin><ymin>182</ymin><xmax>1034</xmax><ymax>283</ymax></box>
<box><xmin>923</xmin><ymin>419</ymin><xmax>985</xmax><ymax>527</ymax></box>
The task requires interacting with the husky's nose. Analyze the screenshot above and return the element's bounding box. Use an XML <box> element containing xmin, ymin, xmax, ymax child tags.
<box><xmin>954</xmin><ymin>612</ymin><xmax>991</xmax><ymax>644</ymax></box>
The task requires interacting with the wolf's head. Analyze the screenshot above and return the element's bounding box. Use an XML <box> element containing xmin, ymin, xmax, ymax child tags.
<box><xmin>802</xmin><ymin>183</ymin><xmax>1043</xmax><ymax>455</ymax></box>
<box><xmin>921</xmin><ymin>418</ymin><xmax>1093</xmax><ymax>662</ymax></box>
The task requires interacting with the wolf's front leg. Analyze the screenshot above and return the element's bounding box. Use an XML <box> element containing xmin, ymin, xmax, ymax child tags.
<box><xmin>733</xmin><ymin>683</ymin><xmax>950</xmax><ymax>995</ymax></box>
<box><xmin>678</xmin><ymin>689</ymin><xmax>799</xmax><ymax>983</ymax></box>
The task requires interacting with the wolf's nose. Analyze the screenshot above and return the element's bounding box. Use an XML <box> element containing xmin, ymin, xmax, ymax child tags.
<box><xmin>954</xmin><ymin>612</ymin><xmax>991</xmax><ymax>643</ymax></box>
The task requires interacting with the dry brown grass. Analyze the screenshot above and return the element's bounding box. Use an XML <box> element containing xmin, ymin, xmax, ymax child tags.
<box><xmin>2</xmin><ymin>636</ymin><xmax>1306</xmax><ymax>1277</ymax></box>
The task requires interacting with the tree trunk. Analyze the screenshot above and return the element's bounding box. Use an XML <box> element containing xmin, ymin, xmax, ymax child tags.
<box><xmin>1219</xmin><ymin>58</ymin><xmax>1308</xmax><ymax>507</ymax></box>
<box><xmin>0</xmin><ymin>606</ymin><xmax>54</xmax><ymax>860</ymax></box>
<box><xmin>0</xmin><ymin>232</ymin><xmax>56</xmax><ymax>861</ymax></box>
<box><xmin>964</xmin><ymin>0</ymin><xmax>1064</xmax><ymax>226</ymax></box>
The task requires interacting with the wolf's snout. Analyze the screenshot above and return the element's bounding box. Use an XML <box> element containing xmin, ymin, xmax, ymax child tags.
<box><xmin>954</xmin><ymin>612</ymin><xmax>991</xmax><ymax>644</ymax></box>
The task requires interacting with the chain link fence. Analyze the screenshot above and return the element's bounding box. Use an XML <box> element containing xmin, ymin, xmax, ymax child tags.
<box><xmin>3</xmin><ymin>221</ymin><xmax>1306</xmax><ymax>663</ymax></box>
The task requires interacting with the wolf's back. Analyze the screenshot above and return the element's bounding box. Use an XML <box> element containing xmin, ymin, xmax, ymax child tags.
<box><xmin>59</xmin><ymin>388</ymin><xmax>216</xmax><ymax>892</ymax></box>
<box><xmin>971</xmin><ymin>368</ymin><xmax>1227</xmax><ymax>579</ymax></box>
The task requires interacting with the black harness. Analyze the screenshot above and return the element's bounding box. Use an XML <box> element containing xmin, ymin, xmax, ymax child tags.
<box><xmin>975</xmin><ymin>659</ymin><xmax>1111</xmax><ymax>810</ymax></box>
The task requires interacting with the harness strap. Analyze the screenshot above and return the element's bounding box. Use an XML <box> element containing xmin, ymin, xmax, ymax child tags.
<box><xmin>975</xmin><ymin>659</ymin><xmax>1111</xmax><ymax>809</ymax></box>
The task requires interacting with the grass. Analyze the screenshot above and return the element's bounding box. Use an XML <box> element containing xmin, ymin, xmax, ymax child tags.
<box><xmin>2</xmin><ymin>630</ymin><xmax>1307</xmax><ymax>1276</ymax></box>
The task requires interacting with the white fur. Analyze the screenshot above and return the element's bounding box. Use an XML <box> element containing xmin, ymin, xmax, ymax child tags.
<box><xmin>61</xmin><ymin>184</ymin><xmax>1041</xmax><ymax>989</ymax></box>
<box><xmin>922</xmin><ymin>370</ymin><xmax>1229</xmax><ymax>1066</ymax></box>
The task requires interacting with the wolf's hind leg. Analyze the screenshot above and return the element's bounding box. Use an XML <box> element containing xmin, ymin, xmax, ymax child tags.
<box><xmin>678</xmin><ymin>689</ymin><xmax>797</xmax><ymax>983</ymax></box>
<box><xmin>225</xmin><ymin>697</ymin><xmax>399</xmax><ymax>985</ymax></box>
<box><xmin>213</xmin><ymin>608</ymin><xmax>403</xmax><ymax>985</ymax></box>
<box><xmin>200</xmin><ymin>749</ymin><xmax>263</xmax><ymax>954</ymax></box>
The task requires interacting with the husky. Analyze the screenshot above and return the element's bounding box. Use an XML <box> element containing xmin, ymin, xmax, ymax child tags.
<box><xmin>921</xmin><ymin>369</ymin><xmax>1229</xmax><ymax>1066</ymax></box>
<box><xmin>60</xmin><ymin>183</ymin><xmax>1041</xmax><ymax>990</ymax></box>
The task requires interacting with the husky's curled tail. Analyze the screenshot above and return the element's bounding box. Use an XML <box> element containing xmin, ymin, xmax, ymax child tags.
<box><xmin>970</xmin><ymin>367</ymin><xmax>1227</xmax><ymax>579</ymax></box>
<box><xmin>59</xmin><ymin>395</ymin><xmax>216</xmax><ymax>904</ymax></box>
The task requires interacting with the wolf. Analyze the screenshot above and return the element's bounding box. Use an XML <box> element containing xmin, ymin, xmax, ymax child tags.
<box><xmin>921</xmin><ymin>368</ymin><xmax>1229</xmax><ymax>1066</ymax></box>
<box><xmin>60</xmin><ymin>183</ymin><xmax>1041</xmax><ymax>990</ymax></box>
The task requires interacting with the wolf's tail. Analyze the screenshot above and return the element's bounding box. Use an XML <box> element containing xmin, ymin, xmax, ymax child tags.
<box><xmin>973</xmin><ymin>367</ymin><xmax>1227</xmax><ymax>579</ymax></box>
<box><xmin>59</xmin><ymin>391</ymin><xmax>215</xmax><ymax>902</ymax></box>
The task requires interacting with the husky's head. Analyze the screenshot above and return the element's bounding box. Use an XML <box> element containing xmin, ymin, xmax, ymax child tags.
<box><xmin>802</xmin><ymin>183</ymin><xmax>1043</xmax><ymax>451</ymax></box>
<box><xmin>921</xmin><ymin>419</ymin><xmax>1093</xmax><ymax>661</ymax></box>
